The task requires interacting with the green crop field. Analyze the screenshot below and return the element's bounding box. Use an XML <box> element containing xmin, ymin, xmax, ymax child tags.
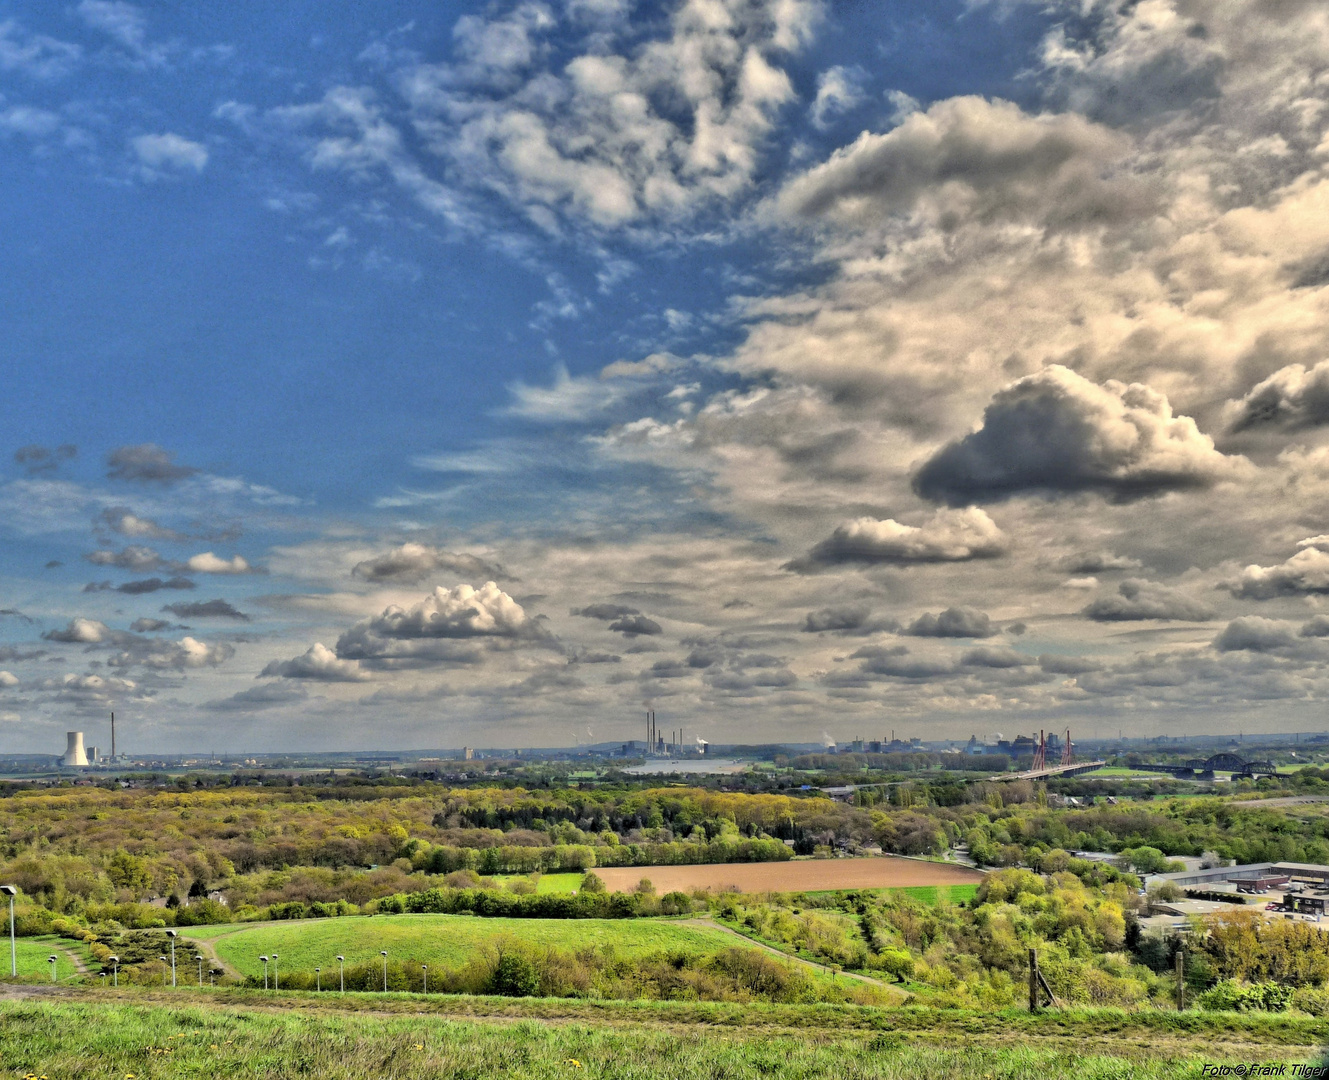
<box><xmin>1</xmin><ymin>995</ymin><xmax>1323</xmax><ymax>1079</ymax></box>
<box><xmin>535</xmin><ymin>873</ymin><xmax>585</xmax><ymax>895</ymax></box>
<box><xmin>211</xmin><ymin>915</ymin><xmax>745</xmax><ymax>979</ymax></box>
<box><xmin>487</xmin><ymin>873</ymin><xmax>585</xmax><ymax>895</ymax></box>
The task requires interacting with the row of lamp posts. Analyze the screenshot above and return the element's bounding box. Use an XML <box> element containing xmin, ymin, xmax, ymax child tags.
<box><xmin>2</xmin><ymin>883</ymin><xmax>417</xmax><ymax>994</ymax></box>
<box><xmin>254</xmin><ymin>951</ymin><xmax>427</xmax><ymax>994</ymax></box>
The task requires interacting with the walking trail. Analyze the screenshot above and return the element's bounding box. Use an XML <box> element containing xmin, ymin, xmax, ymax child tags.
<box><xmin>679</xmin><ymin>918</ymin><xmax>909</xmax><ymax>1000</ymax></box>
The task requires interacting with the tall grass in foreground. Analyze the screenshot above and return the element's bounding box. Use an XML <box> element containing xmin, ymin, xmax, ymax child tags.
<box><xmin>0</xmin><ymin>1000</ymin><xmax>1304</xmax><ymax>1080</ymax></box>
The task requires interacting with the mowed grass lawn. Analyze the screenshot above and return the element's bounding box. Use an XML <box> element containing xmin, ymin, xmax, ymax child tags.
<box><xmin>2</xmin><ymin>935</ymin><xmax>88</xmax><ymax>982</ymax></box>
<box><xmin>213</xmin><ymin>915</ymin><xmax>742</xmax><ymax>978</ymax></box>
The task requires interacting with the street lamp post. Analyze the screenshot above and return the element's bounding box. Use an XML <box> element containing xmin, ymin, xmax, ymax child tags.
<box><xmin>109</xmin><ymin>956</ymin><xmax>119</xmax><ymax>987</ymax></box>
<box><xmin>315</xmin><ymin>967</ymin><xmax>321</xmax><ymax>992</ymax></box>
<box><xmin>380</xmin><ymin>950</ymin><xmax>388</xmax><ymax>992</ymax></box>
<box><xmin>336</xmin><ymin>955</ymin><xmax>344</xmax><ymax>993</ymax></box>
<box><xmin>48</xmin><ymin>956</ymin><xmax>57</xmax><ymax>983</ymax></box>
<box><xmin>422</xmin><ymin>964</ymin><xmax>427</xmax><ymax>994</ymax></box>
<box><xmin>196</xmin><ymin>954</ymin><xmax>203</xmax><ymax>987</ymax></box>
<box><xmin>259</xmin><ymin>955</ymin><xmax>269</xmax><ymax>990</ymax></box>
<box><xmin>272</xmin><ymin>953</ymin><xmax>279</xmax><ymax>991</ymax></box>
<box><xmin>100</xmin><ymin>972</ymin><xmax>106</xmax><ymax>987</ymax></box>
<box><xmin>0</xmin><ymin>885</ymin><xmax>16</xmax><ymax>977</ymax></box>
<box><xmin>165</xmin><ymin>929</ymin><xmax>177</xmax><ymax>987</ymax></box>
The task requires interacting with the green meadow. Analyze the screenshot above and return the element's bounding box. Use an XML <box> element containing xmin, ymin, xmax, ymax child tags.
<box><xmin>0</xmin><ymin>995</ymin><xmax>1323</xmax><ymax>1079</ymax></box>
<box><xmin>210</xmin><ymin>914</ymin><xmax>744</xmax><ymax>979</ymax></box>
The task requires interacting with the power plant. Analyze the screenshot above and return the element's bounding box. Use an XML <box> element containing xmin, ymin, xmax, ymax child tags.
<box><xmin>62</xmin><ymin>731</ymin><xmax>88</xmax><ymax>768</ymax></box>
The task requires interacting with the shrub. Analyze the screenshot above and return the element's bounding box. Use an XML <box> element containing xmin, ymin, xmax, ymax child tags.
<box><xmin>491</xmin><ymin>943</ymin><xmax>542</xmax><ymax>997</ymax></box>
<box><xmin>1198</xmin><ymin>980</ymin><xmax>1295</xmax><ymax>1012</ymax></box>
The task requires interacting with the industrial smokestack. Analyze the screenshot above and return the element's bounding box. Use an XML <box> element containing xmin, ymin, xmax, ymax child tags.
<box><xmin>62</xmin><ymin>731</ymin><xmax>88</xmax><ymax>768</ymax></box>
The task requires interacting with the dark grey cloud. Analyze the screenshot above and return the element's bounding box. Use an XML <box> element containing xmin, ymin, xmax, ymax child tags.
<box><xmin>85</xmin><ymin>545</ymin><xmax>166</xmax><ymax>572</ymax></box>
<box><xmin>106</xmin><ymin>443</ymin><xmax>197</xmax><ymax>483</ymax></box>
<box><xmin>1038</xmin><ymin>654</ymin><xmax>1103</xmax><ymax>675</ymax></box>
<box><xmin>1227</xmin><ymin>361</ymin><xmax>1329</xmax><ymax>433</ymax></box>
<box><xmin>0</xmin><ymin>609</ymin><xmax>32</xmax><ymax>624</ymax></box>
<box><xmin>573</xmin><ymin>603</ymin><xmax>641</xmax><ymax>620</ymax></box>
<box><xmin>352</xmin><ymin>543</ymin><xmax>508</xmax><ymax>583</ymax></box>
<box><xmin>913</xmin><ymin>366</ymin><xmax>1243</xmax><ymax>506</ymax></box>
<box><xmin>95</xmin><ymin>506</ymin><xmax>187</xmax><ymax>542</ymax></box>
<box><xmin>203</xmin><ymin>683</ymin><xmax>309</xmax><ymax>711</ymax></box>
<box><xmin>503</xmin><ymin>670</ymin><xmax>586</xmax><ymax>697</ymax></box>
<box><xmin>903</xmin><ymin>607</ymin><xmax>996</xmax><ymax>638</ymax></box>
<box><xmin>1213</xmin><ymin>617</ymin><xmax>1301</xmax><ymax>653</ymax></box>
<box><xmin>705</xmin><ymin>666</ymin><xmax>798</xmax><ymax>693</ymax></box>
<box><xmin>1034</xmin><ymin>3</ymin><xmax>1222</xmax><ymax>127</ymax></box>
<box><xmin>1061</xmin><ymin>550</ymin><xmax>1143</xmax><ymax>573</ymax></box>
<box><xmin>686</xmin><ymin>645</ymin><xmax>723</xmax><ymax>668</ymax></box>
<box><xmin>84</xmin><ymin>576</ymin><xmax>195</xmax><ymax>594</ymax></box>
<box><xmin>1082</xmin><ymin>579</ymin><xmax>1216</xmax><ymax>622</ymax></box>
<box><xmin>162</xmin><ymin>599</ymin><xmax>251</xmax><ymax>621</ymax></box>
<box><xmin>260</xmin><ymin>643</ymin><xmax>368</xmax><ymax>681</ymax></box>
<box><xmin>802</xmin><ymin>604</ymin><xmax>868</xmax><ymax>632</ymax></box>
<box><xmin>801</xmin><ymin>604</ymin><xmax>899</xmax><ymax>635</ymax></box>
<box><xmin>570</xmin><ymin>651</ymin><xmax>621</xmax><ymax>664</ymax></box>
<box><xmin>1225</xmin><ymin>542</ymin><xmax>1329</xmax><ymax>600</ymax></box>
<box><xmin>645</xmin><ymin>658</ymin><xmax>692</xmax><ymax>679</ymax></box>
<box><xmin>776</xmin><ymin>96</ymin><xmax>1147</xmax><ymax>232</ymax></box>
<box><xmin>787</xmin><ymin>508</ymin><xmax>1005</xmax><ymax>571</ymax></box>
<box><xmin>107</xmin><ymin>636</ymin><xmax>233</xmax><ymax>671</ymax></box>
<box><xmin>14</xmin><ymin>443</ymin><xmax>75</xmax><ymax>475</ymax></box>
<box><xmin>722</xmin><ymin>598</ymin><xmax>753</xmax><ymax>609</ymax></box>
<box><xmin>608</xmin><ymin>614</ymin><xmax>662</xmax><ymax>636</ymax></box>
<box><xmin>841</xmin><ymin>644</ymin><xmax>956</xmax><ymax>680</ymax></box>
<box><xmin>1301</xmin><ymin>615</ymin><xmax>1329</xmax><ymax>638</ymax></box>
<box><xmin>43</xmin><ymin>618</ymin><xmax>111</xmax><ymax>643</ymax></box>
<box><xmin>960</xmin><ymin>646</ymin><xmax>1031</xmax><ymax>668</ymax></box>
<box><xmin>130</xmin><ymin>618</ymin><xmax>172</xmax><ymax>633</ymax></box>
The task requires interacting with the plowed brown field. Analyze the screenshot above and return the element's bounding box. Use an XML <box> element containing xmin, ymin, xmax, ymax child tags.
<box><xmin>594</xmin><ymin>856</ymin><xmax>983</xmax><ymax>894</ymax></box>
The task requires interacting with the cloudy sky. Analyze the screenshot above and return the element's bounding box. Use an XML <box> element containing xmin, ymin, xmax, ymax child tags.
<box><xmin>3</xmin><ymin>0</ymin><xmax>1329</xmax><ymax>753</ymax></box>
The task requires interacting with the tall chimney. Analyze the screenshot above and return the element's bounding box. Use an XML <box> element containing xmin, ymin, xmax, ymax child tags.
<box><xmin>110</xmin><ymin>711</ymin><xmax>115</xmax><ymax>760</ymax></box>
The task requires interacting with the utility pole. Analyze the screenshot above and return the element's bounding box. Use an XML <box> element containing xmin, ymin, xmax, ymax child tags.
<box><xmin>1175</xmin><ymin>950</ymin><xmax>1185</xmax><ymax>1010</ymax></box>
<box><xmin>111</xmin><ymin>711</ymin><xmax>115</xmax><ymax>761</ymax></box>
<box><xmin>1029</xmin><ymin>948</ymin><xmax>1039</xmax><ymax>1012</ymax></box>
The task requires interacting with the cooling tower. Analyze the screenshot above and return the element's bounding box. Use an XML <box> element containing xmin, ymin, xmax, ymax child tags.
<box><xmin>62</xmin><ymin>731</ymin><xmax>88</xmax><ymax>768</ymax></box>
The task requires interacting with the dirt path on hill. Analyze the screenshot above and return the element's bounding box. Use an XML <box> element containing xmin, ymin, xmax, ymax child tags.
<box><xmin>678</xmin><ymin>918</ymin><xmax>908</xmax><ymax>999</ymax></box>
<box><xmin>51</xmin><ymin>943</ymin><xmax>88</xmax><ymax>978</ymax></box>
<box><xmin>188</xmin><ymin>933</ymin><xmax>240</xmax><ymax>979</ymax></box>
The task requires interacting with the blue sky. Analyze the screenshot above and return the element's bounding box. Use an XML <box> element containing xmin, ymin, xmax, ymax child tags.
<box><xmin>4</xmin><ymin>0</ymin><xmax>1329</xmax><ymax>752</ymax></box>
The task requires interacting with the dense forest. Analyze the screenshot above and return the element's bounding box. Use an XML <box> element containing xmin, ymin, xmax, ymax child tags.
<box><xmin>9</xmin><ymin>767</ymin><xmax>1329</xmax><ymax>1011</ymax></box>
<box><xmin>5</xmin><ymin>769</ymin><xmax>1329</xmax><ymax>923</ymax></box>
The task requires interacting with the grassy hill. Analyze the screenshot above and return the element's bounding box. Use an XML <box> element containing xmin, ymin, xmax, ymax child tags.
<box><xmin>209</xmin><ymin>914</ymin><xmax>746</xmax><ymax>979</ymax></box>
